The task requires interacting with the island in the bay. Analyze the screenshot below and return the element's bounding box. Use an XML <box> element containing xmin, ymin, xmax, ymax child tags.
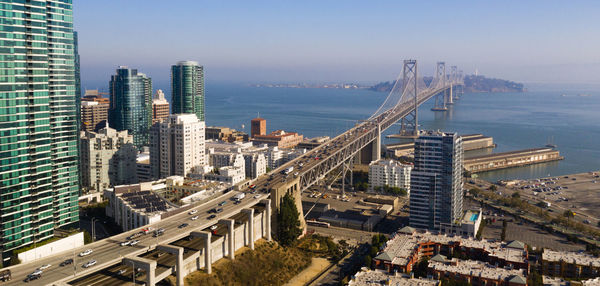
<box><xmin>369</xmin><ymin>75</ymin><xmax>526</xmax><ymax>93</ymax></box>
<box><xmin>253</xmin><ymin>74</ymin><xmax>525</xmax><ymax>93</ymax></box>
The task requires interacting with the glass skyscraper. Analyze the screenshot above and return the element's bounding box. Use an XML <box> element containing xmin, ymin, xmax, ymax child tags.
<box><xmin>0</xmin><ymin>0</ymin><xmax>80</xmax><ymax>264</ymax></box>
<box><xmin>171</xmin><ymin>61</ymin><xmax>205</xmax><ymax>121</ymax></box>
<box><xmin>108</xmin><ymin>67</ymin><xmax>153</xmax><ymax>148</ymax></box>
<box><xmin>409</xmin><ymin>131</ymin><xmax>464</xmax><ymax>232</ymax></box>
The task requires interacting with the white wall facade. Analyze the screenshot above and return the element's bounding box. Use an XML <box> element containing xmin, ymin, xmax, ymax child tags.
<box><xmin>18</xmin><ymin>232</ymin><xmax>84</xmax><ymax>263</ymax></box>
<box><xmin>369</xmin><ymin>159</ymin><xmax>412</xmax><ymax>193</ymax></box>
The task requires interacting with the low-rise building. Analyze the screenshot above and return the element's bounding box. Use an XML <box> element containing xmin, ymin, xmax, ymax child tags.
<box><xmin>541</xmin><ymin>249</ymin><xmax>600</xmax><ymax>279</ymax></box>
<box><xmin>369</xmin><ymin>159</ymin><xmax>412</xmax><ymax>194</ymax></box>
<box><xmin>206</xmin><ymin>126</ymin><xmax>249</xmax><ymax>142</ymax></box>
<box><xmin>252</xmin><ymin>129</ymin><xmax>303</xmax><ymax>149</ymax></box>
<box><xmin>429</xmin><ymin>257</ymin><xmax>527</xmax><ymax>286</ymax></box>
<box><xmin>372</xmin><ymin>227</ymin><xmax>528</xmax><ymax>275</ymax></box>
<box><xmin>349</xmin><ymin>269</ymin><xmax>440</xmax><ymax>286</ymax></box>
<box><xmin>203</xmin><ymin>165</ymin><xmax>245</xmax><ymax>185</ymax></box>
<box><xmin>104</xmin><ymin>183</ymin><xmax>176</xmax><ymax>231</ymax></box>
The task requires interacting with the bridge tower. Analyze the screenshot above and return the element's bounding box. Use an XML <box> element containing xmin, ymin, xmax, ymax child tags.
<box><xmin>454</xmin><ymin>70</ymin><xmax>464</xmax><ymax>100</ymax></box>
<box><xmin>399</xmin><ymin>59</ymin><xmax>419</xmax><ymax>137</ymax></box>
<box><xmin>432</xmin><ymin>62</ymin><xmax>448</xmax><ymax>111</ymax></box>
<box><xmin>446</xmin><ymin>66</ymin><xmax>457</xmax><ymax>105</ymax></box>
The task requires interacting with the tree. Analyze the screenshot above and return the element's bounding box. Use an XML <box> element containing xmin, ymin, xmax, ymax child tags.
<box><xmin>489</xmin><ymin>185</ymin><xmax>498</xmax><ymax>192</ymax></box>
<box><xmin>277</xmin><ymin>193</ymin><xmax>302</xmax><ymax>247</ymax></box>
<box><xmin>563</xmin><ymin>210</ymin><xmax>575</xmax><ymax>222</ymax></box>
<box><xmin>511</xmin><ymin>191</ymin><xmax>520</xmax><ymax>198</ymax></box>
<box><xmin>83</xmin><ymin>230</ymin><xmax>93</xmax><ymax>244</ymax></box>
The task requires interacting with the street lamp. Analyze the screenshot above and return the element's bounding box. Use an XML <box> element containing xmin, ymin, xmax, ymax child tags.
<box><xmin>91</xmin><ymin>217</ymin><xmax>98</xmax><ymax>242</ymax></box>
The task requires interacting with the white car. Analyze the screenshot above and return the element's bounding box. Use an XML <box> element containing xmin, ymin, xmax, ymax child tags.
<box><xmin>129</xmin><ymin>240</ymin><xmax>140</xmax><ymax>246</ymax></box>
<box><xmin>31</xmin><ymin>269</ymin><xmax>43</xmax><ymax>276</ymax></box>
<box><xmin>120</xmin><ymin>241</ymin><xmax>131</xmax><ymax>246</ymax></box>
<box><xmin>117</xmin><ymin>269</ymin><xmax>126</xmax><ymax>275</ymax></box>
<box><xmin>190</xmin><ymin>216</ymin><xmax>199</xmax><ymax>221</ymax></box>
<box><xmin>82</xmin><ymin>260</ymin><xmax>97</xmax><ymax>268</ymax></box>
<box><xmin>79</xmin><ymin>249</ymin><xmax>93</xmax><ymax>257</ymax></box>
<box><xmin>210</xmin><ymin>225</ymin><xmax>218</xmax><ymax>231</ymax></box>
<box><xmin>188</xmin><ymin>210</ymin><xmax>198</xmax><ymax>215</ymax></box>
<box><xmin>38</xmin><ymin>264</ymin><xmax>52</xmax><ymax>270</ymax></box>
<box><xmin>253</xmin><ymin>194</ymin><xmax>261</xmax><ymax>199</ymax></box>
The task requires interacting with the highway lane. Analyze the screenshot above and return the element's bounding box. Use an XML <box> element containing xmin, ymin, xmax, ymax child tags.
<box><xmin>3</xmin><ymin>189</ymin><xmax>266</xmax><ymax>285</ymax></box>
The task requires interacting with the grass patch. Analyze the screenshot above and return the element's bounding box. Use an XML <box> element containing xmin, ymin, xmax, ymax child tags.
<box><xmin>183</xmin><ymin>241</ymin><xmax>312</xmax><ymax>286</ymax></box>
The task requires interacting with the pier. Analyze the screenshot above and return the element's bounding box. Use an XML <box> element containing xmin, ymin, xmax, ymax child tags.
<box><xmin>385</xmin><ymin>134</ymin><xmax>495</xmax><ymax>158</ymax></box>
<box><xmin>464</xmin><ymin>148</ymin><xmax>563</xmax><ymax>173</ymax></box>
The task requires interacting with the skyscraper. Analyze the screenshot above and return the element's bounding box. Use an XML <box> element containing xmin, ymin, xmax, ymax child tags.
<box><xmin>0</xmin><ymin>0</ymin><xmax>79</xmax><ymax>263</ymax></box>
<box><xmin>152</xmin><ymin>89</ymin><xmax>170</xmax><ymax>124</ymax></box>
<box><xmin>81</xmin><ymin>90</ymin><xmax>110</xmax><ymax>132</ymax></box>
<box><xmin>150</xmin><ymin>114</ymin><xmax>206</xmax><ymax>179</ymax></box>
<box><xmin>171</xmin><ymin>61</ymin><xmax>205</xmax><ymax>121</ymax></box>
<box><xmin>409</xmin><ymin>131</ymin><xmax>464</xmax><ymax>232</ymax></box>
<box><xmin>108</xmin><ymin>67</ymin><xmax>153</xmax><ymax>148</ymax></box>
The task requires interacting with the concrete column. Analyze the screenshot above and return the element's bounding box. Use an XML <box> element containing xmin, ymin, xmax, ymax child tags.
<box><xmin>157</xmin><ymin>245</ymin><xmax>184</xmax><ymax>286</ymax></box>
<box><xmin>191</xmin><ymin>231</ymin><xmax>212</xmax><ymax>274</ymax></box>
<box><xmin>373</xmin><ymin>124</ymin><xmax>381</xmax><ymax>161</ymax></box>
<box><xmin>219</xmin><ymin>219</ymin><xmax>235</xmax><ymax>259</ymax></box>
<box><xmin>447</xmin><ymin>84</ymin><xmax>454</xmax><ymax>104</ymax></box>
<box><xmin>242</xmin><ymin>208</ymin><xmax>255</xmax><ymax>250</ymax></box>
<box><xmin>123</xmin><ymin>257</ymin><xmax>157</xmax><ymax>286</ymax></box>
<box><xmin>261</xmin><ymin>199</ymin><xmax>272</xmax><ymax>241</ymax></box>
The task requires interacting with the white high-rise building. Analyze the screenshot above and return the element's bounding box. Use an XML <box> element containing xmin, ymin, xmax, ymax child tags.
<box><xmin>409</xmin><ymin>131</ymin><xmax>464</xmax><ymax>232</ymax></box>
<box><xmin>243</xmin><ymin>153</ymin><xmax>267</xmax><ymax>179</ymax></box>
<box><xmin>150</xmin><ymin>114</ymin><xmax>206</xmax><ymax>178</ymax></box>
<box><xmin>369</xmin><ymin>160</ymin><xmax>412</xmax><ymax>194</ymax></box>
<box><xmin>80</xmin><ymin>124</ymin><xmax>138</xmax><ymax>192</ymax></box>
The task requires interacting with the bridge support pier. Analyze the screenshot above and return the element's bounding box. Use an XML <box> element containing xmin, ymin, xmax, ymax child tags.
<box><xmin>242</xmin><ymin>208</ymin><xmax>255</xmax><ymax>250</ymax></box>
<box><xmin>157</xmin><ymin>245</ymin><xmax>184</xmax><ymax>286</ymax></box>
<box><xmin>191</xmin><ymin>231</ymin><xmax>212</xmax><ymax>274</ymax></box>
<box><xmin>219</xmin><ymin>219</ymin><xmax>236</xmax><ymax>259</ymax></box>
<box><xmin>446</xmin><ymin>84</ymin><xmax>454</xmax><ymax>105</ymax></box>
<box><xmin>261</xmin><ymin>199</ymin><xmax>272</xmax><ymax>241</ymax></box>
<box><xmin>123</xmin><ymin>256</ymin><xmax>157</xmax><ymax>286</ymax></box>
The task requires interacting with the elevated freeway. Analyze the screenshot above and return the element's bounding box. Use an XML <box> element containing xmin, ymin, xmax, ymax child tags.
<box><xmin>2</xmin><ymin>60</ymin><xmax>463</xmax><ymax>286</ymax></box>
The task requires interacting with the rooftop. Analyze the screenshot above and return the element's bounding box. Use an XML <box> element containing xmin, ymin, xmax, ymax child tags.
<box><xmin>542</xmin><ymin>249</ymin><xmax>600</xmax><ymax>267</ymax></box>
<box><xmin>348</xmin><ymin>269</ymin><xmax>439</xmax><ymax>286</ymax></box>
<box><xmin>429</xmin><ymin>259</ymin><xmax>526</xmax><ymax>283</ymax></box>
<box><xmin>376</xmin><ymin>230</ymin><xmax>528</xmax><ymax>267</ymax></box>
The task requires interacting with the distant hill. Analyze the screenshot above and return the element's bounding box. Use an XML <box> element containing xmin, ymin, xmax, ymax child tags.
<box><xmin>368</xmin><ymin>75</ymin><xmax>525</xmax><ymax>93</ymax></box>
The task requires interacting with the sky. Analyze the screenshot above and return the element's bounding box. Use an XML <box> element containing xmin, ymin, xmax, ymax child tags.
<box><xmin>74</xmin><ymin>1</ymin><xmax>600</xmax><ymax>89</ymax></box>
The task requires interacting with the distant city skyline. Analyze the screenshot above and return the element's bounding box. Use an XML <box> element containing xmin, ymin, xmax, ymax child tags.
<box><xmin>75</xmin><ymin>1</ymin><xmax>600</xmax><ymax>89</ymax></box>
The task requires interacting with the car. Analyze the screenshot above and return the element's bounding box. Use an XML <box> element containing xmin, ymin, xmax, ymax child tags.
<box><xmin>129</xmin><ymin>240</ymin><xmax>140</xmax><ymax>246</ymax></box>
<box><xmin>60</xmin><ymin>259</ymin><xmax>73</xmax><ymax>267</ymax></box>
<box><xmin>210</xmin><ymin>225</ymin><xmax>218</xmax><ymax>230</ymax></box>
<box><xmin>141</xmin><ymin>227</ymin><xmax>154</xmax><ymax>234</ymax></box>
<box><xmin>178</xmin><ymin>223</ymin><xmax>189</xmax><ymax>228</ymax></box>
<box><xmin>234</xmin><ymin>200</ymin><xmax>241</xmax><ymax>205</ymax></box>
<box><xmin>120</xmin><ymin>241</ymin><xmax>131</xmax><ymax>246</ymax></box>
<box><xmin>79</xmin><ymin>249</ymin><xmax>93</xmax><ymax>257</ymax></box>
<box><xmin>24</xmin><ymin>274</ymin><xmax>41</xmax><ymax>282</ymax></box>
<box><xmin>190</xmin><ymin>215</ymin><xmax>199</xmax><ymax>221</ymax></box>
<box><xmin>31</xmin><ymin>270</ymin><xmax>43</xmax><ymax>276</ymax></box>
<box><xmin>253</xmin><ymin>194</ymin><xmax>261</xmax><ymax>199</ymax></box>
<box><xmin>207</xmin><ymin>214</ymin><xmax>216</xmax><ymax>220</ymax></box>
<box><xmin>216</xmin><ymin>208</ymin><xmax>223</xmax><ymax>213</ymax></box>
<box><xmin>218</xmin><ymin>201</ymin><xmax>227</xmax><ymax>206</ymax></box>
<box><xmin>188</xmin><ymin>210</ymin><xmax>198</xmax><ymax>215</ymax></box>
<box><xmin>117</xmin><ymin>269</ymin><xmax>126</xmax><ymax>275</ymax></box>
<box><xmin>38</xmin><ymin>264</ymin><xmax>51</xmax><ymax>270</ymax></box>
<box><xmin>82</xmin><ymin>260</ymin><xmax>97</xmax><ymax>268</ymax></box>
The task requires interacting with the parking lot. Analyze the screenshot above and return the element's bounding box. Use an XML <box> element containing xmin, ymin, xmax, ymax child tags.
<box><xmin>507</xmin><ymin>171</ymin><xmax>600</xmax><ymax>226</ymax></box>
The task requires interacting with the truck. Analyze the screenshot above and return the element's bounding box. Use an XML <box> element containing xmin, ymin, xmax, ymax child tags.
<box><xmin>233</xmin><ymin>193</ymin><xmax>246</xmax><ymax>201</ymax></box>
<box><xmin>283</xmin><ymin>166</ymin><xmax>294</xmax><ymax>175</ymax></box>
<box><xmin>0</xmin><ymin>269</ymin><xmax>10</xmax><ymax>281</ymax></box>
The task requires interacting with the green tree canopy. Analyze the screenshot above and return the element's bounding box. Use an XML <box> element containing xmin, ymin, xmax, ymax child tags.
<box><xmin>277</xmin><ymin>193</ymin><xmax>302</xmax><ymax>247</ymax></box>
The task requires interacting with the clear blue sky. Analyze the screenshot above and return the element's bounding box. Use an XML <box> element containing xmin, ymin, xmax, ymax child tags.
<box><xmin>74</xmin><ymin>0</ymin><xmax>600</xmax><ymax>89</ymax></box>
